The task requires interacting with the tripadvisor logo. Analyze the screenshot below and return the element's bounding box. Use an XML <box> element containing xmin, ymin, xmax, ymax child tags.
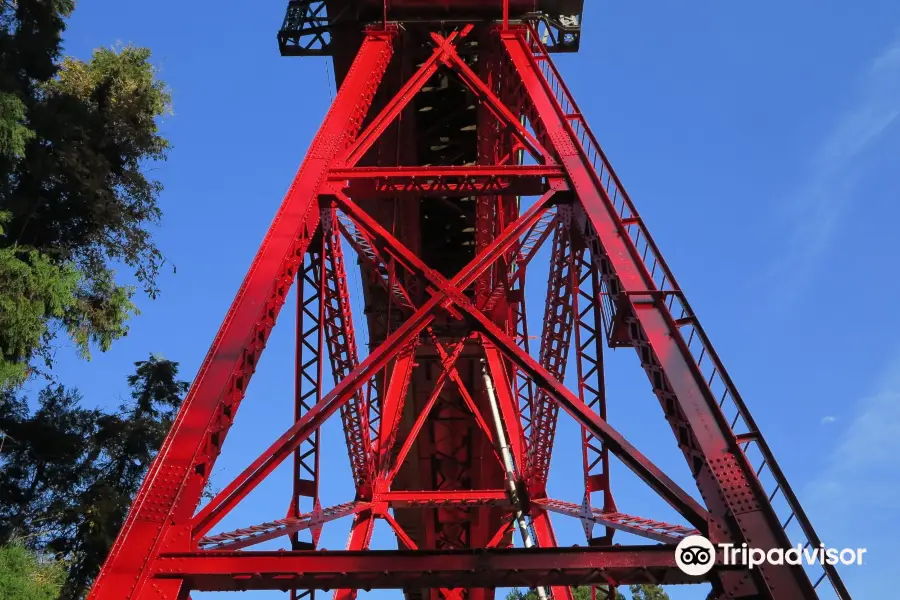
<box><xmin>674</xmin><ymin>535</ymin><xmax>866</xmax><ymax>576</ymax></box>
<box><xmin>675</xmin><ymin>536</ymin><xmax>716</xmax><ymax>576</ymax></box>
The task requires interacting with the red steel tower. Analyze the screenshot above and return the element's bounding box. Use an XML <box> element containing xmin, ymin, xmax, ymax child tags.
<box><xmin>88</xmin><ymin>2</ymin><xmax>851</xmax><ymax>599</ymax></box>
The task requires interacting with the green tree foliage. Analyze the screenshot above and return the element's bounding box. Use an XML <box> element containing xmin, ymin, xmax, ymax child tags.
<box><xmin>0</xmin><ymin>355</ymin><xmax>188</xmax><ymax>599</ymax></box>
<box><xmin>0</xmin><ymin>544</ymin><xmax>66</xmax><ymax>600</ymax></box>
<box><xmin>0</xmin><ymin>385</ymin><xmax>102</xmax><ymax>543</ymax></box>
<box><xmin>575</xmin><ymin>586</ymin><xmax>622</xmax><ymax>600</ymax></box>
<box><xmin>506</xmin><ymin>585</ymin><xmax>668</xmax><ymax>600</ymax></box>
<box><xmin>628</xmin><ymin>585</ymin><xmax>669</xmax><ymax>600</ymax></box>
<box><xmin>507</xmin><ymin>586</ymin><xmax>621</xmax><ymax>600</ymax></box>
<box><xmin>58</xmin><ymin>356</ymin><xmax>188</xmax><ymax>599</ymax></box>
<box><xmin>506</xmin><ymin>587</ymin><xmax>538</xmax><ymax>600</ymax></box>
<box><xmin>0</xmin><ymin>0</ymin><xmax>172</xmax><ymax>389</ymax></box>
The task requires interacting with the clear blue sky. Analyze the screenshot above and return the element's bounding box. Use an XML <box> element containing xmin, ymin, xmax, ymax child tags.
<box><xmin>48</xmin><ymin>1</ymin><xmax>900</xmax><ymax>598</ymax></box>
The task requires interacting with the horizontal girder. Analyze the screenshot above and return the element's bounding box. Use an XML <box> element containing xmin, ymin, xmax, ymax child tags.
<box><xmin>153</xmin><ymin>546</ymin><xmax>707</xmax><ymax>591</ymax></box>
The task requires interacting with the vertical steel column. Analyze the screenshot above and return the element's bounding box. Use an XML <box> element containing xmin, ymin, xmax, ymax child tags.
<box><xmin>333</xmin><ymin>511</ymin><xmax>377</xmax><ymax>600</ymax></box>
<box><xmin>529</xmin><ymin>510</ymin><xmax>576</xmax><ymax>600</ymax></box>
<box><xmin>568</xmin><ymin>216</ymin><xmax>615</xmax><ymax>545</ymax></box>
<box><xmin>291</xmin><ymin>245</ymin><xmax>325</xmax><ymax>548</ymax></box>
<box><xmin>289</xmin><ymin>241</ymin><xmax>326</xmax><ymax>600</ymax></box>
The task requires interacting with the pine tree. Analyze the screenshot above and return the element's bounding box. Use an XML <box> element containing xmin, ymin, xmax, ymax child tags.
<box><xmin>0</xmin><ymin>385</ymin><xmax>102</xmax><ymax>544</ymax></box>
<box><xmin>59</xmin><ymin>356</ymin><xmax>188</xmax><ymax>599</ymax></box>
<box><xmin>0</xmin><ymin>543</ymin><xmax>67</xmax><ymax>600</ymax></box>
<box><xmin>0</xmin><ymin>355</ymin><xmax>189</xmax><ymax>598</ymax></box>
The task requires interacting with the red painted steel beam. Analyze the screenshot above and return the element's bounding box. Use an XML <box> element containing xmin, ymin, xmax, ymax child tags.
<box><xmin>289</xmin><ymin>242</ymin><xmax>325</xmax><ymax>554</ymax></box>
<box><xmin>482</xmin><ymin>210</ymin><xmax>557</xmax><ymax>315</ymax></box>
<box><xmin>86</xmin><ymin>30</ymin><xmax>397</xmax><ymax>600</ymax></box>
<box><xmin>375</xmin><ymin>346</ymin><xmax>417</xmax><ymax>474</ymax></box>
<box><xmin>501</xmin><ymin>27</ymin><xmax>820</xmax><ymax>599</ymax></box>
<box><xmin>199</xmin><ymin>501</ymin><xmax>367</xmax><ymax>551</ymax></box>
<box><xmin>534</xmin><ymin>499</ymin><xmax>697</xmax><ymax>545</ymax></box>
<box><xmin>319</xmin><ymin>210</ymin><xmax>372</xmax><ymax>488</ymax></box>
<box><xmin>334</xmin><ymin>511</ymin><xmax>377</xmax><ymax>600</ymax></box>
<box><xmin>465</xmin><ymin>274</ymin><xmax>711</xmax><ymax>528</ymax></box>
<box><xmin>529</xmin><ymin>220</ymin><xmax>576</xmax><ymax>489</ymax></box>
<box><xmin>343</xmin><ymin>177</ymin><xmax>547</xmax><ymax>199</ymax></box>
<box><xmin>568</xmin><ymin>224</ymin><xmax>615</xmax><ymax>545</ymax></box>
<box><xmin>386</xmin><ymin>338</ymin><xmax>470</xmax><ymax>484</ymax></box>
<box><xmin>190</xmin><ymin>193</ymin><xmax>547</xmax><ymax>540</ymax></box>
<box><xmin>334</xmin><ymin>209</ymin><xmax>416</xmax><ymax>314</ymax></box>
<box><xmin>482</xmin><ymin>345</ymin><xmax>526</xmax><ymax>472</ymax></box>
<box><xmin>338</xmin><ymin>199</ymin><xmax>498</xmax><ymax>435</ymax></box>
<box><xmin>486</xmin><ymin>518</ymin><xmax>515</xmax><ymax>549</ymax></box>
<box><xmin>337</xmin><ymin>197</ymin><xmax>541</xmax><ymax>538</ymax></box>
<box><xmin>189</xmin><ymin>192</ymin><xmax>556</xmax><ymax>540</ymax></box>
<box><xmin>329</xmin><ymin>186</ymin><xmax>555</xmax><ymax>309</ymax></box>
<box><xmin>380</xmin><ymin>490</ymin><xmax>509</xmax><ymax>507</ymax></box>
<box><xmin>331</xmin><ymin>189</ymin><xmax>710</xmax><ymax>531</ymax></box>
<box><xmin>530</xmin><ymin>510</ymin><xmax>577</xmax><ymax>600</ymax></box>
<box><xmin>189</xmin><ymin>306</ymin><xmax>425</xmax><ymax>540</ymax></box>
<box><xmin>338</xmin><ymin>180</ymin><xmax>553</xmax><ymax>328</ymax></box>
<box><xmin>331</xmin><ymin>165</ymin><xmax>562</xmax><ymax>178</ymax></box>
<box><xmin>425</xmin><ymin>328</ymin><xmax>502</xmax><ymax>465</ymax></box>
<box><xmin>337</xmin><ymin>28</ymin><xmax>471</xmax><ymax>168</ymax></box>
<box><xmin>436</xmin><ymin>34</ymin><xmax>552</xmax><ymax>164</ymax></box>
<box><xmin>383</xmin><ymin>512</ymin><xmax>420</xmax><ymax>550</ymax></box>
<box><xmin>482</xmin><ymin>211</ymin><xmax>557</xmax><ymax>464</ymax></box>
<box><xmin>335</xmin><ymin>167</ymin><xmax>551</xmax><ymax>197</ymax></box>
<box><xmin>153</xmin><ymin>546</ymin><xmax>711</xmax><ymax>591</ymax></box>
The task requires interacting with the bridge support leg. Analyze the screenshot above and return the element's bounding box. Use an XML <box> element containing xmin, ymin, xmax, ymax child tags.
<box><xmin>501</xmin><ymin>27</ymin><xmax>816</xmax><ymax>600</ymax></box>
<box><xmin>85</xmin><ymin>29</ymin><xmax>397</xmax><ymax>600</ymax></box>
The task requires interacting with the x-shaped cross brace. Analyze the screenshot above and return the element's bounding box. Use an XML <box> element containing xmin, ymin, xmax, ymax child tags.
<box><xmin>329</xmin><ymin>185</ymin><xmax>710</xmax><ymax>531</ymax></box>
<box><xmin>191</xmin><ymin>181</ymin><xmax>710</xmax><ymax>543</ymax></box>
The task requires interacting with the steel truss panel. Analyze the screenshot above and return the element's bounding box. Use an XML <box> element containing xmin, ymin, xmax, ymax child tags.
<box><xmin>88</xmin><ymin>19</ymin><xmax>849</xmax><ymax>600</ymax></box>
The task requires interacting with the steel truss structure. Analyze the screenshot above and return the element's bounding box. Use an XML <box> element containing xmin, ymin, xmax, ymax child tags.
<box><xmin>88</xmin><ymin>5</ymin><xmax>850</xmax><ymax>600</ymax></box>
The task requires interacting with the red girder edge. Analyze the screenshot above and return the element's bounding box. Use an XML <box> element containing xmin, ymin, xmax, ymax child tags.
<box><xmin>152</xmin><ymin>546</ymin><xmax>719</xmax><ymax>591</ymax></box>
